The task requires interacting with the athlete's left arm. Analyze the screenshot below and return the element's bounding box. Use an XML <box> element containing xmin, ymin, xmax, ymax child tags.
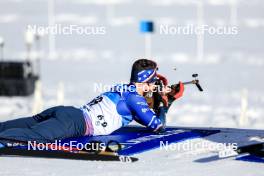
<box><xmin>126</xmin><ymin>93</ymin><xmax>165</xmax><ymax>132</ymax></box>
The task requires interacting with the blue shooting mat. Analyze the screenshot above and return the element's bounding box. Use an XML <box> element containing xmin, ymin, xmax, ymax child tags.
<box><xmin>236</xmin><ymin>154</ymin><xmax>264</xmax><ymax>163</ymax></box>
<box><xmin>62</xmin><ymin>126</ymin><xmax>220</xmax><ymax>156</ymax></box>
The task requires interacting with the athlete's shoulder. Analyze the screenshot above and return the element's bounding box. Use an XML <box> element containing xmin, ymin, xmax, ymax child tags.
<box><xmin>103</xmin><ymin>83</ymin><xmax>146</xmax><ymax>105</ymax></box>
<box><xmin>109</xmin><ymin>83</ymin><xmax>137</xmax><ymax>94</ymax></box>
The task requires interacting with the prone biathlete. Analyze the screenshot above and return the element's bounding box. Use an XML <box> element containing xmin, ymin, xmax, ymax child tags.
<box><xmin>0</xmin><ymin>59</ymin><xmax>184</xmax><ymax>147</ymax></box>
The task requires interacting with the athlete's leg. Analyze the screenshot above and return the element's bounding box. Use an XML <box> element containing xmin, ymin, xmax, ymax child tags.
<box><xmin>0</xmin><ymin>117</ymin><xmax>38</xmax><ymax>133</ymax></box>
<box><xmin>0</xmin><ymin>106</ymin><xmax>64</xmax><ymax>132</ymax></box>
<box><xmin>0</xmin><ymin>106</ymin><xmax>86</xmax><ymax>143</ymax></box>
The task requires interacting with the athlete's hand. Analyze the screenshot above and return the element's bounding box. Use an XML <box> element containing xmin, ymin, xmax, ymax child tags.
<box><xmin>169</xmin><ymin>81</ymin><xmax>184</xmax><ymax>100</ymax></box>
<box><xmin>159</xmin><ymin>82</ymin><xmax>184</xmax><ymax>108</ymax></box>
<box><xmin>156</xmin><ymin>73</ymin><xmax>168</xmax><ymax>86</ymax></box>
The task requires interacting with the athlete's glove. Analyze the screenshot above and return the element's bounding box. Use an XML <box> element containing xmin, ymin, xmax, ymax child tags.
<box><xmin>169</xmin><ymin>81</ymin><xmax>185</xmax><ymax>99</ymax></box>
<box><xmin>147</xmin><ymin>74</ymin><xmax>185</xmax><ymax>112</ymax></box>
<box><xmin>158</xmin><ymin>81</ymin><xmax>185</xmax><ymax>109</ymax></box>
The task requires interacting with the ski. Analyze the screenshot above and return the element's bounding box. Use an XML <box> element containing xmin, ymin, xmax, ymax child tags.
<box><xmin>195</xmin><ymin>142</ymin><xmax>264</xmax><ymax>163</ymax></box>
<box><xmin>219</xmin><ymin>142</ymin><xmax>264</xmax><ymax>159</ymax></box>
<box><xmin>0</xmin><ymin>147</ymin><xmax>138</xmax><ymax>163</ymax></box>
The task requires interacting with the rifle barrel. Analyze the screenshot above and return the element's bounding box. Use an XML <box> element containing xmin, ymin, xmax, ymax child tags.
<box><xmin>183</xmin><ymin>80</ymin><xmax>196</xmax><ymax>85</ymax></box>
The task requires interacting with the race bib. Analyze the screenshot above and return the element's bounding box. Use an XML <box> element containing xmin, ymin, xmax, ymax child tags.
<box><xmin>82</xmin><ymin>95</ymin><xmax>123</xmax><ymax>136</ymax></box>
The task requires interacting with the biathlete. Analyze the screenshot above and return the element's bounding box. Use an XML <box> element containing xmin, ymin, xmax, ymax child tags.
<box><xmin>0</xmin><ymin>59</ymin><xmax>184</xmax><ymax>147</ymax></box>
